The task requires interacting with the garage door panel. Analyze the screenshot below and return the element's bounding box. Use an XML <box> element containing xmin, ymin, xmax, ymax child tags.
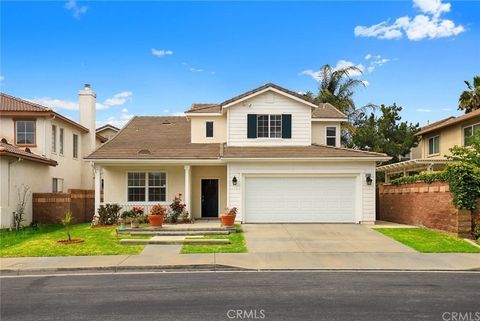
<box><xmin>245</xmin><ymin>177</ymin><xmax>356</xmax><ymax>223</ymax></box>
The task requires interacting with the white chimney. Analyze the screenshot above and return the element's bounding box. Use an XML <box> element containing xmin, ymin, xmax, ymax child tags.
<box><xmin>79</xmin><ymin>84</ymin><xmax>96</xmax><ymax>155</ymax></box>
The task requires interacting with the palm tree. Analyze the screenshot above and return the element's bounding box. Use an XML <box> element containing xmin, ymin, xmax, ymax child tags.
<box><xmin>459</xmin><ymin>76</ymin><xmax>480</xmax><ymax>113</ymax></box>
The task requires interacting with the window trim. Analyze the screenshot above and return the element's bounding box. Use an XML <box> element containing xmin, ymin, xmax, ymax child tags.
<box><xmin>256</xmin><ymin>114</ymin><xmax>282</xmax><ymax>139</ymax></box>
<box><xmin>205</xmin><ymin>121</ymin><xmax>214</xmax><ymax>138</ymax></box>
<box><xmin>52</xmin><ymin>124</ymin><xmax>57</xmax><ymax>154</ymax></box>
<box><xmin>52</xmin><ymin>178</ymin><xmax>64</xmax><ymax>193</ymax></box>
<box><xmin>428</xmin><ymin>135</ymin><xmax>440</xmax><ymax>156</ymax></box>
<box><xmin>126</xmin><ymin>171</ymin><xmax>168</xmax><ymax>203</ymax></box>
<box><xmin>59</xmin><ymin>128</ymin><xmax>64</xmax><ymax>156</ymax></box>
<box><xmin>325</xmin><ymin>126</ymin><xmax>337</xmax><ymax>147</ymax></box>
<box><xmin>14</xmin><ymin>119</ymin><xmax>36</xmax><ymax>147</ymax></box>
<box><xmin>463</xmin><ymin>122</ymin><xmax>480</xmax><ymax>146</ymax></box>
<box><xmin>73</xmin><ymin>134</ymin><xmax>79</xmax><ymax>159</ymax></box>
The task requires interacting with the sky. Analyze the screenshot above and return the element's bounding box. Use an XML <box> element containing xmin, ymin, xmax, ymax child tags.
<box><xmin>1</xmin><ymin>0</ymin><xmax>479</xmax><ymax>128</ymax></box>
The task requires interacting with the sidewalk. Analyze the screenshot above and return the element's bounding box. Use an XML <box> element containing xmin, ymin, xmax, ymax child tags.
<box><xmin>2</xmin><ymin>245</ymin><xmax>479</xmax><ymax>274</ymax></box>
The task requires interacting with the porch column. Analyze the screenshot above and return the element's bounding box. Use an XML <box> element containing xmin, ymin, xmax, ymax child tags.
<box><xmin>184</xmin><ymin>165</ymin><xmax>191</xmax><ymax>219</ymax></box>
<box><xmin>94</xmin><ymin>166</ymin><xmax>102</xmax><ymax>218</ymax></box>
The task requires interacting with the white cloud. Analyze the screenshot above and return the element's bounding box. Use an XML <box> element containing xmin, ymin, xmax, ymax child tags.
<box><xmin>362</xmin><ymin>80</ymin><xmax>370</xmax><ymax>86</ymax></box>
<box><xmin>189</xmin><ymin>67</ymin><xmax>204</xmax><ymax>73</ymax></box>
<box><xmin>416</xmin><ymin>108</ymin><xmax>433</xmax><ymax>112</ymax></box>
<box><xmin>98</xmin><ymin>108</ymin><xmax>134</xmax><ymax>128</ymax></box>
<box><xmin>354</xmin><ymin>0</ymin><xmax>464</xmax><ymax>41</ymax></box>
<box><xmin>301</xmin><ymin>60</ymin><xmax>365</xmax><ymax>81</ymax></box>
<box><xmin>28</xmin><ymin>91</ymin><xmax>133</xmax><ymax>111</ymax></box>
<box><xmin>172</xmin><ymin>112</ymin><xmax>185</xmax><ymax>116</ymax></box>
<box><xmin>121</xmin><ymin>108</ymin><xmax>128</xmax><ymax>113</ymax></box>
<box><xmin>64</xmin><ymin>0</ymin><xmax>88</xmax><ymax>19</ymax></box>
<box><xmin>163</xmin><ymin>109</ymin><xmax>169</xmax><ymax>113</ymax></box>
<box><xmin>151</xmin><ymin>49</ymin><xmax>173</xmax><ymax>58</ymax></box>
<box><xmin>0</xmin><ymin>75</ymin><xmax>4</xmax><ymax>81</ymax></box>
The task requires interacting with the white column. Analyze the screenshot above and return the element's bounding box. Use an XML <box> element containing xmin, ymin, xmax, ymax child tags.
<box><xmin>94</xmin><ymin>166</ymin><xmax>102</xmax><ymax>218</ymax></box>
<box><xmin>184</xmin><ymin>165</ymin><xmax>191</xmax><ymax>219</ymax></box>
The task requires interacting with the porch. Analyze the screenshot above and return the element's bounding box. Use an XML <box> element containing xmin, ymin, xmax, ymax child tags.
<box><xmin>94</xmin><ymin>163</ymin><xmax>227</xmax><ymax>220</ymax></box>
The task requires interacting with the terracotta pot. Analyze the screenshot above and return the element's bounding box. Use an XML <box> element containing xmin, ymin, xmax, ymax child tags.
<box><xmin>148</xmin><ymin>214</ymin><xmax>165</xmax><ymax>227</ymax></box>
<box><xmin>220</xmin><ymin>214</ymin><xmax>236</xmax><ymax>227</ymax></box>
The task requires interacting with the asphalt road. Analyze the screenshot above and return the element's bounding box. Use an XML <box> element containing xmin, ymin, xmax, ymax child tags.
<box><xmin>1</xmin><ymin>271</ymin><xmax>479</xmax><ymax>321</ymax></box>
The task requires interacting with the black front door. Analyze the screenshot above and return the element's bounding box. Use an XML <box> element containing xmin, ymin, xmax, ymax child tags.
<box><xmin>201</xmin><ymin>179</ymin><xmax>219</xmax><ymax>217</ymax></box>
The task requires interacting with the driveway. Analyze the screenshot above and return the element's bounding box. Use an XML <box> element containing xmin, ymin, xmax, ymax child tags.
<box><xmin>243</xmin><ymin>224</ymin><xmax>415</xmax><ymax>253</ymax></box>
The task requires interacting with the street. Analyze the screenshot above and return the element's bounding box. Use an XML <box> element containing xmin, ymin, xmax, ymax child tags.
<box><xmin>1</xmin><ymin>271</ymin><xmax>479</xmax><ymax>321</ymax></box>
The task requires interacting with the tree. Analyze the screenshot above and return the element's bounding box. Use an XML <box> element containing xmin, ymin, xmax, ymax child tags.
<box><xmin>61</xmin><ymin>211</ymin><xmax>73</xmax><ymax>242</ymax></box>
<box><xmin>350</xmin><ymin>103</ymin><xmax>420</xmax><ymax>163</ymax></box>
<box><xmin>458</xmin><ymin>76</ymin><xmax>480</xmax><ymax>113</ymax></box>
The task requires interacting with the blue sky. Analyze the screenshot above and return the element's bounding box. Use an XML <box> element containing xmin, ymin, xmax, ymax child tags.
<box><xmin>1</xmin><ymin>0</ymin><xmax>479</xmax><ymax>128</ymax></box>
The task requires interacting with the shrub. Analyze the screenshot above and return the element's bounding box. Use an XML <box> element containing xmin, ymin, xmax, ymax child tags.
<box><xmin>121</xmin><ymin>210</ymin><xmax>145</xmax><ymax>224</ymax></box>
<box><xmin>167</xmin><ymin>194</ymin><xmax>188</xmax><ymax>223</ymax></box>
<box><xmin>150</xmin><ymin>205</ymin><xmax>166</xmax><ymax>216</ymax></box>
<box><xmin>61</xmin><ymin>211</ymin><xmax>73</xmax><ymax>242</ymax></box>
<box><xmin>445</xmin><ymin>162</ymin><xmax>480</xmax><ymax>211</ymax></box>
<box><xmin>391</xmin><ymin>171</ymin><xmax>447</xmax><ymax>185</ymax></box>
<box><xmin>96</xmin><ymin>203</ymin><xmax>122</xmax><ymax>225</ymax></box>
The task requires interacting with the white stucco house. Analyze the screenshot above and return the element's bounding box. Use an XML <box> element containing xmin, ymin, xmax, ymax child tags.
<box><xmin>87</xmin><ymin>83</ymin><xmax>390</xmax><ymax>223</ymax></box>
<box><xmin>0</xmin><ymin>85</ymin><xmax>107</xmax><ymax>227</ymax></box>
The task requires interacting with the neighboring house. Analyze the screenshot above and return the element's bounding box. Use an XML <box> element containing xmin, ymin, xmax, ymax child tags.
<box><xmin>0</xmin><ymin>85</ymin><xmax>106</xmax><ymax>227</ymax></box>
<box><xmin>86</xmin><ymin>83</ymin><xmax>389</xmax><ymax>224</ymax></box>
<box><xmin>96</xmin><ymin>124</ymin><xmax>119</xmax><ymax>141</ymax></box>
<box><xmin>377</xmin><ymin>109</ymin><xmax>480</xmax><ymax>181</ymax></box>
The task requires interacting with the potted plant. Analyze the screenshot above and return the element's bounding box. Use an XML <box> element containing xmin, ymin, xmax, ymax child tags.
<box><xmin>148</xmin><ymin>204</ymin><xmax>166</xmax><ymax>227</ymax></box>
<box><xmin>220</xmin><ymin>207</ymin><xmax>237</xmax><ymax>227</ymax></box>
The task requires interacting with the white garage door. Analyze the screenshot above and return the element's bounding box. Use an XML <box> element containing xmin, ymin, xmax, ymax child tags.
<box><xmin>244</xmin><ymin>176</ymin><xmax>356</xmax><ymax>223</ymax></box>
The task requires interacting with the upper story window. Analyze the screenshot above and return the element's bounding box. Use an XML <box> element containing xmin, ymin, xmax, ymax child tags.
<box><xmin>59</xmin><ymin>128</ymin><xmax>64</xmax><ymax>155</ymax></box>
<box><xmin>428</xmin><ymin>136</ymin><xmax>440</xmax><ymax>155</ymax></box>
<box><xmin>15</xmin><ymin>120</ymin><xmax>36</xmax><ymax>146</ymax></box>
<box><xmin>127</xmin><ymin>172</ymin><xmax>166</xmax><ymax>202</ymax></box>
<box><xmin>257</xmin><ymin>114</ymin><xmax>282</xmax><ymax>138</ymax></box>
<box><xmin>206</xmin><ymin>121</ymin><xmax>214</xmax><ymax>138</ymax></box>
<box><xmin>463</xmin><ymin>123</ymin><xmax>480</xmax><ymax>146</ymax></box>
<box><xmin>52</xmin><ymin>125</ymin><xmax>57</xmax><ymax>153</ymax></box>
<box><xmin>326</xmin><ymin>127</ymin><xmax>337</xmax><ymax>147</ymax></box>
<box><xmin>73</xmin><ymin>134</ymin><xmax>79</xmax><ymax>158</ymax></box>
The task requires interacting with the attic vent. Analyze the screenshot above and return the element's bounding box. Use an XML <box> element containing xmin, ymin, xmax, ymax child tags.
<box><xmin>138</xmin><ymin>149</ymin><xmax>151</xmax><ymax>155</ymax></box>
<box><xmin>1</xmin><ymin>138</ymin><xmax>8</xmax><ymax>144</ymax></box>
<box><xmin>162</xmin><ymin>120</ymin><xmax>172</xmax><ymax>125</ymax></box>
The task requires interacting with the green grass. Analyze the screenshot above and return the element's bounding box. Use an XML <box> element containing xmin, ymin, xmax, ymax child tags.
<box><xmin>181</xmin><ymin>225</ymin><xmax>247</xmax><ymax>254</ymax></box>
<box><xmin>374</xmin><ymin>228</ymin><xmax>480</xmax><ymax>253</ymax></box>
<box><xmin>0</xmin><ymin>224</ymin><xmax>149</xmax><ymax>257</ymax></box>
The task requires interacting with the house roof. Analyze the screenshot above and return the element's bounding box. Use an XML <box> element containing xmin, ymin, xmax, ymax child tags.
<box><xmin>416</xmin><ymin>109</ymin><xmax>480</xmax><ymax>136</ymax></box>
<box><xmin>0</xmin><ymin>93</ymin><xmax>89</xmax><ymax>133</ymax></box>
<box><xmin>96</xmin><ymin>124</ymin><xmax>120</xmax><ymax>132</ymax></box>
<box><xmin>0</xmin><ymin>139</ymin><xmax>57</xmax><ymax>166</ymax></box>
<box><xmin>86</xmin><ymin>116</ymin><xmax>389</xmax><ymax>161</ymax></box>
<box><xmin>86</xmin><ymin>116</ymin><xmax>222</xmax><ymax>160</ymax></box>
<box><xmin>184</xmin><ymin>83</ymin><xmax>347</xmax><ymax>119</ymax></box>
<box><xmin>222</xmin><ymin>144</ymin><xmax>388</xmax><ymax>159</ymax></box>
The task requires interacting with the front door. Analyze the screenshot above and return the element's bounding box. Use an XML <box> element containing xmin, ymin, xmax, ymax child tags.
<box><xmin>201</xmin><ymin>179</ymin><xmax>219</xmax><ymax>217</ymax></box>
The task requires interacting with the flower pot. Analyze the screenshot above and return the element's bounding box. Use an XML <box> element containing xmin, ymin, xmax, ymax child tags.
<box><xmin>119</xmin><ymin>223</ymin><xmax>126</xmax><ymax>230</ymax></box>
<box><xmin>130</xmin><ymin>222</ymin><xmax>140</xmax><ymax>228</ymax></box>
<box><xmin>148</xmin><ymin>214</ymin><xmax>165</xmax><ymax>227</ymax></box>
<box><xmin>220</xmin><ymin>214</ymin><xmax>236</xmax><ymax>227</ymax></box>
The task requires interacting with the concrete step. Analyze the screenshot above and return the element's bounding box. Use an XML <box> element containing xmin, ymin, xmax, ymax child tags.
<box><xmin>119</xmin><ymin>226</ymin><xmax>236</xmax><ymax>233</ymax></box>
<box><xmin>120</xmin><ymin>238</ymin><xmax>230</xmax><ymax>245</ymax></box>
<box><xmin>129</xmin><ymin>230</ymin><xmax>231</xmax><ymax>236</ymax></box>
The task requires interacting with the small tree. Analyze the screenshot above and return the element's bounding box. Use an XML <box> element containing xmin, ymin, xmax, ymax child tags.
<box><xmin>13</xmin><ymin>185</ymin><xmax>31</xmax><ymax>231</ymax></box>
<box><xmin>61</xmin><ymin>211</ymin><xmax>73</xmax><ymax>242</ymax></box>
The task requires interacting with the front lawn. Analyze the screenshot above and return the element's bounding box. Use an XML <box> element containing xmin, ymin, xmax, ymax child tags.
<box><xmin>181</xmin><ymin>226</ymin><xmax>247</xmax><ymax>254</ymax></box>
<box><xmin>375</xmin><ymin>228</ymin><xmax>480</xmax><ymax>253</ymax></box>
<box><xmin>0</xmin><ymin>224</ymin><xmax>148</xmax><ymax>257</ymax></box>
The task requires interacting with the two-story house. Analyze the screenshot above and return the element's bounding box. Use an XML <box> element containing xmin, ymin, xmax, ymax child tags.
<box><xmin>0</xmin><ymin>85</ymin><xmax>106</xmax><ymax>227</ymax></box>
<box><xmin>377</xmin><ymin>108</ymin><xmax>480</xmax><ymax>181</ymax></box>
<box><xmin>86</xmin><ymin>83</ymin><xmax>389</xmax><ymax>224</ymax></box>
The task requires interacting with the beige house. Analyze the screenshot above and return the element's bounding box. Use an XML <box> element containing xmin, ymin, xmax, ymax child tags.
<box><xmin>0</xmin><ymin>85</ymin><xmax>106</xmax><ymax>227</ymax></box>
<box><xmin>87</xmin><ymin>83</ymin><xmax>389</xmax><ymax>224</ymax></box>
<box><xmin>377</xmin><ymin>108</ymin><xmax>480</xmax><ymax>181</ymax></box>
<box><xmin>96</xmin><ymin>124</ymin><xmax>119</xmax><ymax>141</ymax></box>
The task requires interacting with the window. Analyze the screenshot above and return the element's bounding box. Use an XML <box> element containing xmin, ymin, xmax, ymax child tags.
<box><xmin>73</xmin><ymin>134</ymin><xmax>78</xmax><ymax>158</ymax></box>
<box><xmin>257</xmin><ymin>114</ymin><xmax>282</xmax><ymax>138</ymax></box>
<box><xmin>463</xmin><ymin>124</ymin><xmax>480</xmax><ymax>146</ymax></box>
<box><xmin>15</xmin><ymin>120</ymin><xmax>35</xmax><ymax>145</ymax></box>
<box><xmin>206</xmin><ymin>121</ymin><xmax>214</xmax><ymax>138</ymax></box>
<box><xmin>52</xmin><ymin>178</ymin><xmax>64</xmax><ymax>193</ymax></box>
<box><xmin>326</xmin><ymin>127</ymin><xmax>337</xmax><ymax>147</ymax></box>
<box><xmin>52</xmin><ymin>125</ymin><xmax>57</xmax><ymax>153</ymax></box>
<box><xmin>127</xmin><ymin>172</ymin><xmax>166</xmax><ymax>202</ymax></box>
<box><xmin>59</xmin><ymin>128</ymin><xmax>64</xmax><ymax>155</ymax></box>
<box><xmin>428</xmin><ymin>136</ymin><xmax>440</xmax><ymax>155</ymax></box>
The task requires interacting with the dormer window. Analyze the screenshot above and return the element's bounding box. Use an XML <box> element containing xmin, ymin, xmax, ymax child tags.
<box><xmin>326</xmin><ymin>127</ymin><xmax>337</xmax><ymax>147</ymax></box>
<box><xmin>206</xmin><ymin>121</ymin><xmax>214</xmax><ymax>138</ymax></box>
<box><xmin>15</xmin><ymin>120</ymin><xmax>36</xmax><ymax>146</ymax></box>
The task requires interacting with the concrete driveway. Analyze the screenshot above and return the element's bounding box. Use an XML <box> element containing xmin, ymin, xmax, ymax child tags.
<box><xmin>243</xmin><ymin>224</ymin><xmax>415</xmax><ymax>253</ymax></box>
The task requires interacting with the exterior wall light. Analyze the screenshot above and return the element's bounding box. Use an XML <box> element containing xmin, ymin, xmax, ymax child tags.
<box><xmin>366</xmin><ymin>173</ymin><xmax>373</xmax><ymax>186</ymax></box>
<box><xmin>232</xmin><ymin>176</ymin><xmax>238</xmax><ymax>186</ymax></box>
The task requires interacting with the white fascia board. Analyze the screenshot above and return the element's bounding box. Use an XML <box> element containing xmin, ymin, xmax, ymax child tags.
<box><xmin>87</xmin><ymin>159</ymin><xmax>226</xmax><ymax>166</ymax></box>
<box><xmin>222</xmin><ymin>157</ymin><xmax>392</xmax><ymax>162</ymax></box>
<box><xmin>185</xmin><ymin>113</ymin><xmax>223</xmax><ymax>117</ymax></box>
<box><xmin>222</xmin><ymin>87</ymin><xmax>318</xmax><ymax>109</ymax></box>
<box><xmin>312</xmin><ymin>118</ymin><xmax>348</xmax><ymax>122</ymax></box>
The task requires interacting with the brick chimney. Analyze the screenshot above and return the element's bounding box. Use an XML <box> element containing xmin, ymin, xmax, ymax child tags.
<box><xmin>78</xmin><ymin>84</ymin><xmax>96</xmax><ymax>155</ymax></box>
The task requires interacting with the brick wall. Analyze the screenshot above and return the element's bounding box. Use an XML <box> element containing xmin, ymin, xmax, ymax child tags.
<box><xmin>33</xmin><ymin>189</ymin><xmax>94</xmax><ymax>224</ymax></box>
<box><xmin>377</xmin><ymin>182</ymin><xmax>472</xmax><ymax>237</ymax></box>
